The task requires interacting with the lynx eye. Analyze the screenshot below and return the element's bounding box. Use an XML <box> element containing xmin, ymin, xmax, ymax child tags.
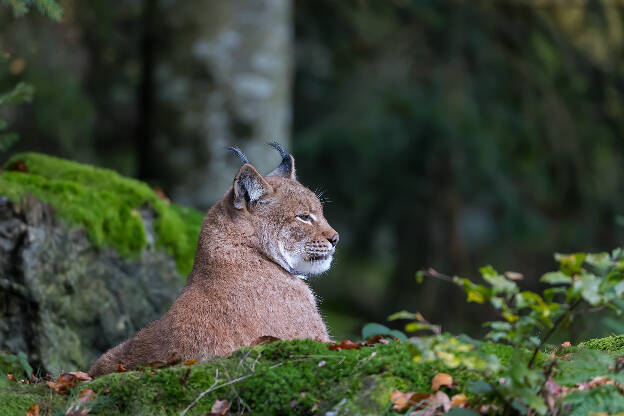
<box><xmin>296</xmin><ymin>214</ymin><xmax>313</xmax><ymax>224</ymax></box>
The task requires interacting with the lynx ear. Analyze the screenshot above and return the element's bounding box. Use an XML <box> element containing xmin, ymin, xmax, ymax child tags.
<box><xmin>233</xmin><ymin>164</ymin><xmax>273</xmax><ymax>209</ymax></box>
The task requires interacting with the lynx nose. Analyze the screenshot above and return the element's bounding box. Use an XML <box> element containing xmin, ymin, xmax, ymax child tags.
<box><xmin>328</xmin><ymin>233</ymin><xmax>339</xmax><ymax>247</ymax></box>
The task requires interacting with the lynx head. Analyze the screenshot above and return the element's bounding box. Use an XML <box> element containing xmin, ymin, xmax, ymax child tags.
<box><xmin>228</xmin><ymin>142</ymin><xmax>339</xmax><ymax>276</ymax></box>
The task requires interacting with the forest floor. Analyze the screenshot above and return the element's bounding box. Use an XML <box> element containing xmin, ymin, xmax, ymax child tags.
<box><xmin>2</xmin><ymin>335</ymin><xmax>624</xmax><ymax>415</ymax></box>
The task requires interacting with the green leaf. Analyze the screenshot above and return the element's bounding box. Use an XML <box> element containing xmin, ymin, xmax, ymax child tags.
<box><xmin>389</xmin><ymin>330</ymin><xmax>408</xmax><ymax>341</ymax></box>
<box><xmin>524</xmin><ymin>394</ymin><xmax>547</xmax><ymax>415</ymax></box>
<box><xmin>361</xmin><ymin>323</ymin><xmax>391</xmax><ymax>339</ymax></box>
<box><xmin>556</xmin><ymin>349</ymin><xmax>612</xmax><ymax>385</ymax></box>
<box><xmin>555</xmin><ymin>252</ymin><xmax>586</xmax><ymax>275</ymax></box>
<box><xmin>543</xmin><ymin>287</ymin><xmax>567</xmax><ymax>302</ymax></box>
<box><xmin>361</xmin><ymin>323</ymin><xmax>407</xmax><ymax>341</ymax></box>
<box><xmin>585</xmin><ymin>252</ymin><xmax>612</xmax><ymax>271</ymax></box>
<box><xmin>467</xmin><ymin>380</ymin><xmax>493</xmax><ymax>395</ymax></box>
<box><xmin>480</xmin><ymin>265</ymin><xmax>518</xmax><ymax>294</ymax></box>
<box><xmin>563</xmin><ymin>385</ymin><xmax>624</xmax><ymax>416</ymax></box>
<box><xmin>15</xmin><ymin>352</ymin><xmax>32</xmax><ymax>377</ymax></box>
<box><xmin>0</xmin><ymin>82</ymin><xmax>35</xmax><ymax>106</ymax></box>
<box><xmin>388</xmin><ymin>310</ymin><xmax>420</xmax><ymax>321</ymax></box>
<box><xmin>573</xmin><ymin>273</ymin><xmax>601</xmax><ymax>305</ymax></box>
<box><xmin>446</xmin><ymin>409</ymin><xmax>480</xmax><ymax>416</ymax></box>
<box><xmin>32</xmin><ymin>0</ymin><xmax>63</xmax><ymax>21</ymax></box>
<box><xmin>404</xmin><ymin>322</ymin><xmax>433</xmax><ymax>332</ymax></box>
<box><xmin>516</xmin><ymin>291</ymin><xmax>545</xmax><ymax>309</ymax></box>
<box><xmin>489</xmin><ymin>296</ymin><xmax>503</xmax><ymax>309</ymax></box>
<box><xmin>453</xmin><ymin>277</ymin><xmax>491</xmax><ymax>304</ymax></box>
<box><xmin>541</xmin><ymin>271</ymin><xmax>572</xmax><ymax>285</ymax></box>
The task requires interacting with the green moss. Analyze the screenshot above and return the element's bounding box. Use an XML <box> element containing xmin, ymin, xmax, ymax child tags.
<box><xmin>578</xmin><ymin>334</ymin><xmax>624</xmax><ymax>353</ymax></box>
<box><xmin>9</xmin><ymin>336</ymin><xmax>623</xmax><ymax>415</ymax></box>
<box><xmin>0</xmin><ymin>153</ymin><xmax>204</xmax><ymax>276</ymax></box>
<box><xmin>0</xmin><ymin>339</ymin><xmax>517</xmax><ymax>415</ymax></box>
<box><xmin>0</xmin><ymin>377</ymin><xmax>65</xmax><ymax>416</ymax></box>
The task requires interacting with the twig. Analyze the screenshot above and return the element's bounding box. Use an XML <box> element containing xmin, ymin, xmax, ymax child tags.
<box><xmin>180</xmin><ymin>369</ymin><xmax>219</xmax><ymax>416</ymax></box>
<box><xmin>420</xmin><ymin>268</ymin><xmax>454</xmax><ymax>283</ymax></box>
<box><xmin>180</xmin><ymin>369</ymin><xmax>258</xmax><ymax>416</ymax></box>
<box><xmin>180</xmin><ymin>362</ymin><xmax>284</xmax><ymax>416</ymax></box>
<box><xmin>528</xmin><ymin>299</ymin><xmax>582</xmax><ymax>369</ymax></box>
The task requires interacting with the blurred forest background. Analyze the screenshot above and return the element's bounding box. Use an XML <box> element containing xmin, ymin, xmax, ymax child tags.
<box><xmin>2</xmin><ymin>0</ymin><xmax>624</xmax><ymax>342</ymax></box>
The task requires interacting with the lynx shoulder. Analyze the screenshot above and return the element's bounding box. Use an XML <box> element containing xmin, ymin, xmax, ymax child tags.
<box><xmin>89</xmin><ymin>143</ymin><xmax>338</xmax><ymax>377</ymax></box>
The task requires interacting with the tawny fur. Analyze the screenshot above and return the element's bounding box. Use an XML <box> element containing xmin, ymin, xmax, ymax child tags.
<box><xmin>89</xmin><ymin>155</ymin><xmax>338</xmax><ymax>377</ymax></box>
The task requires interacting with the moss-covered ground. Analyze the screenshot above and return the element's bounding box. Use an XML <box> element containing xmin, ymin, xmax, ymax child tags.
<box><xmin>0</xmin><ymin>338</ymin><xmax>514</xmax><ymax>415</ymax></box>
<box><xmin>0</xmin><ymin>153</ymin><xmax>204</xmax><ymax>275</ymax></box>
<box><xmin>2</xmin><ymin>335</ymin><xmax>624</xmax><ymax>415</ymax></box>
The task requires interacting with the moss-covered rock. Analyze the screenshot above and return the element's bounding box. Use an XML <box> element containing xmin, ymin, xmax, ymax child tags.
<box><xmin>578</xmin><ymin>334</ymin><xmax>624</xmax><ymax>353</ymax></box>
<box><xmin>0</xmin><ymin>153</ymin><xmax>204</xmax><ymax>275</ymax></box>
<box><xmin>0</xmin><ymin>154</ymin><xmax>205</xmax><ymax>374</ymax></box>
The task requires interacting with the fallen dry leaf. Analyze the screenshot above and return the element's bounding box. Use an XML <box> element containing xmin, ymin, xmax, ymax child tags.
<box><xmin>8</xmin><ymin>160</ymin><xmax>28</xmax><ymax>173</ymax></box>
<box><xmin>451</xmin><ymin>393</ymin><xmax>468</xmax><ymax>408</ymax></box>
<box><xmin>209</xmin><ymin>399</ymin><xmax>230</xmax><ymax>415</ymax></box>
<box><xmin>184</xmin><ymin>359</ymin><xmax>198</xmax><ymax>366</ymax></box>
<box><xmin>328</xmin><ymin>340</ymin><xmax>362</xmax><ymax>351</ymax></box>
<box><xmin>117</xmin><ymin>363</ymin><xmax>127</xmax><ymax>372</ymax></box>
<box><xmin>68</xmin><ymin>371</ymin><xmax>92</xmax><ymax>382</ymax></box>
<box><xmin>145</xmin><ymin>353</ymin><xmax>182</xmax><ymax>368</ymax></box>
<box><xmin>146</xmin><ymin>353</ymin><xmax>182</xmax><ymax>369</ymax></box>
<box><xmin>543</xmin><ymin>377</ymin><xmax>562</xmax><ymax>396</ymax></box>
<box><xmin>47</xmin><ymin>372</ymin><xmax>90</xmax><ymax>394</ymax></box>
<box><xmin>145</xmin><ymin>360</ymin><xmax>168</xmax><ymax>369</ymax></box>
<box><xmin>479</xmin><ymin>404</ymin><xmax>500</xmax><ymax>413</ymax></box>
<box><xmin>25</xmin><ymin>404</ymin><xmax>39</xmax><ymax>416</ymax></box>
<box><xmin>588</xmin><ymin>376</ymin><xmax>613</xmax><ymax>388</ymax></box>
<box><xmin>366</xmin><ymin>335</ymin><xmax>387</xmax><ymax>345</ymax></box>
<box><xmin>63</xmin><ymin>390</ymin><xmax>97</xmax><ymax>415</ymax></box>
<box><xmin>430</xmin><ymin>391</ymin><xmax>451</xmax><ymax>412</ymax></box>
<box><xmin>390</xmin><ymin>389</ymin><xmax>430</xmax><ymax>411</ymax></box>
<box><xmin>6</xmin><ymin>373</ymin><xmax>16</xmax><ymax>382</ymax></box>
<box><xmin>251</xmin><ymin>335</ymin><xmax>280</xmax><ymax>346</ymax></box>
<box><xmin>504</xmin><ymin>271</ymin><xmax>524</xmax><ymax>280</ymax></box>
<box><xmin>431</xmin><ymin>373</ymin><xmax>453</xmax><ymax>391</ymax></box>
<box><xmin>561</xmin><ymin>341</ymin><xmax>572</xmax><ymax>348</ymax></box>
<box><xmin>78</xmin><ymin>389</ymin><xmax>97</xmax><ymax>404</ymax></box>
<box><xmin>153</xmin><ymin>187</ymin><xmax>170</xmax><ymax>204</ymax></box>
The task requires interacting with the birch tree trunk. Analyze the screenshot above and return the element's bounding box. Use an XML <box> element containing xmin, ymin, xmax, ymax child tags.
<box><xmin>151</xmin><ymin>0</ymin><xmax>293</xmax><ymax>208</ymax></box>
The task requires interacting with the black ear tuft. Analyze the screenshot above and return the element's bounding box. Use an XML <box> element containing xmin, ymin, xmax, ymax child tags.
<box><xmin>227</xmin><ymin>146</ymin><xmax>249</xmax><ymax>165</ymax></box>
<box><xmin>266</xmin><ymin>141</ymin><xmax>296</xmax><ymax>179</ymax></box>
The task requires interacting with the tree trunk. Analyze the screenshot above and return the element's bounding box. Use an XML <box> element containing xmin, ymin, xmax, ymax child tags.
<box><xmin>152</xmin><ymin>0</ymin><xmax>293</xmax><ymax>209</ymax></box>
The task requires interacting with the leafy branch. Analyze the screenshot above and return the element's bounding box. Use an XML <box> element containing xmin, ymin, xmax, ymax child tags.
<box><xmin>404</xmin><ymin>247</ymin><xmax>624</xmax><ymax>414</ymax></box>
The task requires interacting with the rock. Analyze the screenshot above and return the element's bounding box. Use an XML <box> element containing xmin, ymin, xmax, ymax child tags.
<box><xmin>0</xmin><ymin>154</ymin><xmax>212</xmax><ymax>373</ymax></box>
<box><xmin>0</xmin><ymin>153</ymin><xmax>204</xmax><ymax>374</ymax></box>
<box><xmin>0</xmin><ymin>195</ymin><xmax>183</xmax><ymax>374</ymax></box>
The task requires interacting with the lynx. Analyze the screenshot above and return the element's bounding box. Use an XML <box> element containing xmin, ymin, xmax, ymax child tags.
<box><xmin>89</xmin><ymin>143</ymin><xmax>338</xmax><ymax>377</ymax></box>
